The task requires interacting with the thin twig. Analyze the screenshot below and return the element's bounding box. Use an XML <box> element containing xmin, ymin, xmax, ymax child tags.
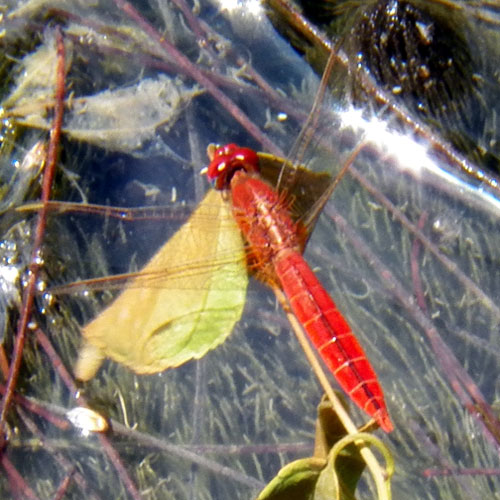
<box><xmin>0</xmin><ymin>26</ymin><xmax>66</xmax><ymax>441</ymax></box>
<box><xmin>1</xmin><ymin>453</ymin><xmax>40</xmax><ymax>500</ymax></box>
<box><xmin>410</xmin><ymin>212</ymin><xmax>429</xmax><ymax>313</ymax></box>
<box><xmin>51</xmin><ymin>468</ymin><xmax>75</xmax><ymax>500</ymax></box>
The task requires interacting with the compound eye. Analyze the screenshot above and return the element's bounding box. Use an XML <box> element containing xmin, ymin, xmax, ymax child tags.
<box><xmin>218</xmin><ymin>143</ymin><xmax>238</xmax><ymax>158</ymax></box>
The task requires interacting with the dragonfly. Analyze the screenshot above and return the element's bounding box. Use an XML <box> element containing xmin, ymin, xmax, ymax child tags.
<box><xmin>204</xmin><ymin>143</ymin><xmax>392</xmax><ymax>432</ymax></box>
<box><xmin>4</xmin><ymin>1</ymin><xmax>500</xmax><ymax>498</ymax></box>
<box><xmin>69</xmin><ymin>130</ymin><xmax>392</xmax><ymax>433</ymax></box>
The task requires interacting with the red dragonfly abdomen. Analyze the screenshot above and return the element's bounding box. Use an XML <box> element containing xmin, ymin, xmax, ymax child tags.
<box><xmin>274</xmin><ymin>251</ymin><xmax>393</xmax><ymax>433</ymax></box>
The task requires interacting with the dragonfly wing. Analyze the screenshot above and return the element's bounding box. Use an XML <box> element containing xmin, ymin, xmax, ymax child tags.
<box><xmin>75</xmin><ymin>189</ymin><xmax>248</xmax><ymax>380</ymax></box>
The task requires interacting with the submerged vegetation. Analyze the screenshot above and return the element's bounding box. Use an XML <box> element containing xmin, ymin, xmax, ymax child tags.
<box><xmin>0</xmin><ymin>0</ymin><xmax>499</xmax><ymax>498</ymax></box>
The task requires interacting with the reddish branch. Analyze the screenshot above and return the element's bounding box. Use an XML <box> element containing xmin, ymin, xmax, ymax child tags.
<box><xmin>0</xmin><ymin>27</ymin><xmax>66</xmax><ymax>443</ymax></box>
<box><xmin>1</xmin><ymin>453</ymin><xmax>40</xmax><ymax>500</ymax></box>
<box><xmin>410</xmin><ymin>212</ymin><xmax>429</xmax><ymax>313</ymax></box>
<box><xmin>51</xmin><ymin>469</ymin><xmax>75</xmax><ymax>500</ymax></box>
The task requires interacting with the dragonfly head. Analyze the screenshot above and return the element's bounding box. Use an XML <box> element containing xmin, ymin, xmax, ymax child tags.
<box><xmin>205</xmin><ymin>143</ymin><xmax>260</xmax><ymax>190</ymax></box>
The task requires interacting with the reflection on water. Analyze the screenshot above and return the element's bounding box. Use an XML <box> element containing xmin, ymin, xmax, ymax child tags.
<box><xmin>0</xmin><ymin>0</ymin><xmax>499</xmax><ymax>498</ymax></box>
<box><xmin>298</xmin><ymin>0</ymin><xmax>500</xmax><ymax>175</ymax></box>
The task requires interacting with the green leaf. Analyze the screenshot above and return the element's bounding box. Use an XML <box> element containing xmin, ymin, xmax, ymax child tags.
<box><xmin>75</xmin><ymin>189</ymin><xmax>248</xmax><ymax>380</ymax></box>
<box><xmin>255</xmin><ymin>397</ymin><xmax>395</xmax><ymax>500</ymax></box>
<box><xmin>313</xmin><ymin>397</ymin><xmax>365</xmax><ymax>500</ymax></box>
<box><xmin>313</xmin><ymin>394</ymin><xmax>350</xmax><ymax>459</ymax></box>
<box><xmin>256</xmin><ymin>457</ymin><xmax>327</xmax><ymax>500</ymax></box>
<box><xmin>317</xmin><ymin>439</ymin><xmax>364</xmax><ymax>500</ymax></box>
